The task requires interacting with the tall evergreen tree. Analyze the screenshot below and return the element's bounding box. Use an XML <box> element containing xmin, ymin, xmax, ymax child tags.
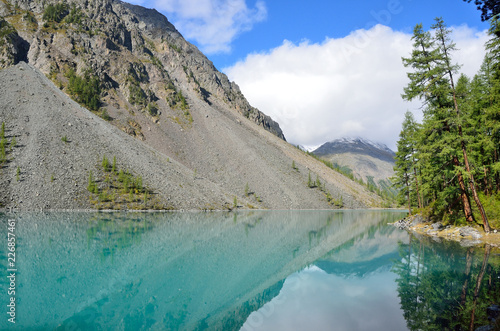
<box><xmin>432</xmin><ymin>17</ymin><xmax>490</xmax><ymax>232</ymax></box>
<box><xmin>398</xmin><ymin>18</ymin><xmax>494</xmax><ymax>231</ymax></box>
<box><xmin>394</xmin><ymin>111</ymin><xmax>422</xmax><ymax>213</ymax></box>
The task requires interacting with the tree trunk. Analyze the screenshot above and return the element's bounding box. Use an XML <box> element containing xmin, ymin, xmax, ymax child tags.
<box><xmin>453</xmin><ymin>156</ymin><xmax>476</xmax><ymax>224</ymax></box>
<box><xmin>460</xmin><ymin>136</ymin><xmax>491</xmax><ymax>232</ymax></box>
<box><xmin>446</xmin><ymin>60</ymin><xmax>491</xmax><ymax>231</ymax></box>
<box><xmin>406</xmin><ymin>174</ymin><xmax>412</xmax><ymax>215</ymax></box>
<box><xmin>413</xmin><ymin>155</ymin><xmax>422</xmax><ymax>209</ymax></box>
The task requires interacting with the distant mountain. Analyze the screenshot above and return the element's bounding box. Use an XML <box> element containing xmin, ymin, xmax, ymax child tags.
<box><xmin>313</xmin><ymin>137</ymin><xmax>395</xmax><ymax>163</ymax></box>
<box><xmin>313</xmin><ymin>138</ymin><xmax>397</xmax><ymax>198</ymax></box>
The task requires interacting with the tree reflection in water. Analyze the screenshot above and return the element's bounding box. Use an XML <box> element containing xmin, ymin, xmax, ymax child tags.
<box><xmin>393</xmin><ymin>234</ymin><xmax>500</xmax><ymax>330</ymax></box>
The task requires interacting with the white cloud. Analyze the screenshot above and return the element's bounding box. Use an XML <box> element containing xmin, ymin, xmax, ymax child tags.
<box><xmin>148</xmin><ymin>0</ymin><xmax>267</xmax><ymax>54</ymax></box>
<box><xmin>224</xmin><ymin>25</ymin><xmax>489</xmax><ymax>150</ymax></box>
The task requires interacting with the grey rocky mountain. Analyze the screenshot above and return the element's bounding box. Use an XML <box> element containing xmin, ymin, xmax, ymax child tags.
<box><xmin>313</xmin><ymin>137</ymin><xmax>396</xmax><ymax>163</ymax></box>
<box><xmin>0</xmin><ymin>0</ymin><xmax>384</xmax><ymax>210</ymax></box>
<box><xmin>313</xmin><ymin>138</ymin><xmax>397</xmax><ymax>197</ymax></box>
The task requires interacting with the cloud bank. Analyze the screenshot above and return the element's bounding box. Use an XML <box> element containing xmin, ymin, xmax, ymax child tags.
<box><xmin>225</xmin><ymin>25</ymin><xmax>489</xmax><ymax>150</ymax></box>
<box><xmin>133</xmin><ymin>0</ymin><xmax>267</xmax><ymax>53</ymax></box>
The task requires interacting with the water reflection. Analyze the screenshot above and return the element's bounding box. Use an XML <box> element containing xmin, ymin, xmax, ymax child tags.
<box><xmin>392</xmin><ymin>235</ymin><xmax>500</xmax><ymax>330</ymax></box>
<box><xmin>0</xmin><ymin>210</ymin><xmax>454</xmax><ymax>330</ymax></box>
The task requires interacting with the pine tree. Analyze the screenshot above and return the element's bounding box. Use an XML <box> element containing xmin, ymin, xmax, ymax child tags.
<box><xmin>394</xmin><ymin>111</ymin><xmax>421</xmax><ymax>214</ymax></box>
<box><xmin>400</xmin><ymin>18</ymin><xmax>491</xmax><ymax>231</ymax></box>
<box><xmin>433</xmin><ymin>17</ymin><xmax>490</xmax><ymax>231</ymax></box>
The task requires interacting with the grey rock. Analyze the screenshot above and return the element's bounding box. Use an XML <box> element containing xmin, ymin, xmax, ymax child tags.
<box><xmin>411</xmin><ymin>215</ymin><xmax>425</xmax><ymax>226</ymax></box>
<box><xmin>432</xmin><ymin>222</ymin><xmax>444</xmax><ymax>231</ymax></box>
<box><xmin>460</xmin><ymin>226</ymin><xmax>483</xmax><ymax>239</ymax></box>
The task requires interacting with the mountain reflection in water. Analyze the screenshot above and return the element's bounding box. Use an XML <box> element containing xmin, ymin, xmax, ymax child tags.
<box><xmin>1</xmin><ymin>210</ymin><xmax>498</xmax><ymax>330</ymax></box>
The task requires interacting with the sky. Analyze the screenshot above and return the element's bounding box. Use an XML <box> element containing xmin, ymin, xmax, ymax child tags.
<box><xmin>124</xmin><ymin>0</ymin><xmax>492</xmax><ymax>150</ymax></box>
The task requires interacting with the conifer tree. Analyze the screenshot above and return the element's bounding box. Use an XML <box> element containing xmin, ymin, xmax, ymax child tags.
<box><xmin>394</xmin><ymin>111</ymin><xmax>421</xmax><ymax>214</ymax></box>
<box><xmin>400</xmin><ymin>18</ymin><xmax>492</xmax><ymax>231</ymax></box>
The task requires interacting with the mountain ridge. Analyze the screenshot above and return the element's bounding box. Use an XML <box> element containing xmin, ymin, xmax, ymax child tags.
<box><xmin>312</xmin><ymin>137</ymin><xmax>397</xmax><ymax>200</ymax></box>
<box><xmin>313</xmin><ymin>137</ymin><xmax>395</xmax><ymax>163</ymax></box>
<box><xmin>0</xmin><ymin>0</ymin><xmax>384</xmax><ymax>210</ymax></box>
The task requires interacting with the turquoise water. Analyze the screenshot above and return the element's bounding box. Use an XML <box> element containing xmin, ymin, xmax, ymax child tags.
<box><xmin>0</xmin><ymin>210</ymin><xmax>498</xmax><ymax>330</ymax></box>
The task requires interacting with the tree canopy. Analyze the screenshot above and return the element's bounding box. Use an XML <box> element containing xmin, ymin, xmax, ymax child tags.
<box><xmin>394</xmin><ymin>17</ymin><xmax>500</xmax><ymax>230</ymax></box>
<box><xmin>464</xmin><ymin>0</ymin><xmax>500</xmax><ymax>22</ymax></box>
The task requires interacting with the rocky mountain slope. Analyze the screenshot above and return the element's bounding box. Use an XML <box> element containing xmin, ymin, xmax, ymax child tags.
<box><xmin>313</xmin><ymin>138</ymin><xmax>396</xmax><ymax>196</ymax></box>
<box><xmin>0</xmin><ymin>0</ymin><xmax>383</xmax><ymax>210</ymax></box>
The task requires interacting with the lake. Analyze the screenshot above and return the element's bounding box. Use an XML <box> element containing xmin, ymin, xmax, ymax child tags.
<box><xmin>0</xmin><ymin>210</ymin><xmax>499</xmax><ymax>330</ymax></box>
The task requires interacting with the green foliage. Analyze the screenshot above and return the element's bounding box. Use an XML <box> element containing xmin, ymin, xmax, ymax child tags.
<box><xmin>474</xmin><ymin>193</ymin><xmax>500</xmax><ymax>229</ymax></box>
<box><xmin>0</xmin><ymin>18</ymin><xmax>17</xmax><ymax>49</ymax></box>
<box><xmin>87</xmin><ymin>171</ymin><xmax>96</xmax><ymax>193</ymax></box>
<box><xmin>233</xmin><ymin>196</ymin><xmax>238</xmax><ymax>209</ymax></box>
<box><xmin>65</xmin><ymin>68</ymin><xmax>102</xmax><ymax>111</ymax></box>
<box><xmin>61</xmin><ymin>136</ymin><xmax>68</xmax><ymax>143</ymax></box>
<box><xmin>88</xmin><ymin>156</ymin><xmax>165</xmax><ymax>209</ymax></box>
<box><xmin>307</xmin><ymin>171</ymin><xmax>314</xmax><ymax>188</ymax></box>
<box><xmin>292</xmin><ymin>160</ymin><xmax>298</xmax><ymax>171</ymax></box>
<box><xmin>43</xmin><ymin>3</ymin><xmax>68</xmax><ymax>23</ymax></box>
<box><xmin>393</xmin><ymin>235</ymin><xmax>500</xmax><ymax>330</ymax></box>
<box><xmin>63</xmin><ymin>5</ymin><xmax>84</xmax><ymax>25</ymax></box>
<box><xmin>102</xmin><ymin>155</ymin><xmax>110</xmax><ymax>172</ymax></box>
<box><xmin>16</xmin><ymin>166</ymin><xmax>20</xmax><ymax>181</ymax></box>
<box><xmin>128</xmin><ymin>83</ymin><xmax>147</xmax><ymax>106</ymax></box>
<box><xmin>395</xmin><ymin>17</ymin><xmax>500</xmax><ymax>228</ymax></box>
<box><xmin>147</xmin><ymin>102</ymin><xmax>158</xmax><ymax>116</ymax></box>
<box><xmin>244</xmin><ymin>182</ymin><xmax>249</xmax><ymax>196</ymax></box>
<box><xmin>101</xmin><ymin>109</ymin><xmax>111</xmax><ymax>121</ymax></box>
<box><xmin>166</xmin><ymin>84</ymin><xmax>189</xmax><ymax>111</ymax></box>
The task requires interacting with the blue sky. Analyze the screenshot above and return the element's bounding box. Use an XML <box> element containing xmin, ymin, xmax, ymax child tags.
<box><xmin>125</xmin><ymin>0</ymin><xmax>492</xmax><ymax>150</ymax></box>
<box><xmin>211</xmin><ymin>0</ymin><xmax>489</xmax><ymax>69</ymax></box>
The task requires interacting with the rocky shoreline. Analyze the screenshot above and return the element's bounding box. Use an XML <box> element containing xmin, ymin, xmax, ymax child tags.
<box><xmin>392</xmin><ymin>214</ymin><xmax>500</xmax><ymax>248</ymax></box>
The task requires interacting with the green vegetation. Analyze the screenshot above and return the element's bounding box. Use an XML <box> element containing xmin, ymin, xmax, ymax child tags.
<box><xmin>165</xmin><ymin>82</ymin><xmax>189</xmax><ymax>111</ymax></box>
<box><xmin>16</xmin><ymin>166</ymin><xmax>20</xmax><ymax>181</ymax></box>
<box><xmin>244</xmin><ymin>182</ymin><xmax>249</xmax><ymax>196</ymax></box>
<box><xmin>0</xmin><ymin>121</ymin><xmax>16</xmax><ymax>166</ymax></box>
<box><xmin>394</xmin><ymin>235</ymin><xmax>500</xmax><ymax>330</ymax></box>
<box><xmin>87</xmin><ymin>155</ymin><xmax>168</xmax><ymax>210</ymax></box>
<box><xmin>307</xmin><ymin>171</ymin><xmax>315</xmax><ymax>188</ymax></box>
<box><xmin>128</xmin><ymin>83</ymin><xmax>147</xmax><ymax>106</ymax></box>
<box><xmin>147</xmin><ymin>101</ymin><xmax>158</xmax><ymax>116</ymax></box>
<box><xmin>302</xmin><ymin>148</ymin><xmax>396</xmax><ymax>202</ymax></box>
<box><xmin>0</xmin><ymin>18</ymin><xmax>15</xmax><ymax>38</ymax></box>
<box><xmin>307</xmin><ymin>169</ymin><xmax>343</xmax><ymax>208</ymax></box>
<box><xmin>64</xmin><ymin>5</ymin><xmax>84</xmax><ymax>25</ymax></box>
<box><xmin>65</xmin><ymin>68</ymin><xmax>101</xmax><ymax>111</ymax></box>
<box><xmin>168</xmin><ymin>43</ymin><xmax>182</xmax><ymax>53</ymax></box>
<box><xmin>61</xmin><ymin>135</ymin><xmax>68</xmax><ymax>143</ymax></box>
<box><xmin>43</xmin><ymin>3</ymin><xmax>68</xmax><ymax>23</ymax></box>
<box><xmin>292</xmin><ymin>160</ymin><xmax>298</xmax><ymax>171</ymax></box>
<box><xmin>394</xmin><ymin>17</ymin><xmax>500</xmax><ymax>231</ymax></box>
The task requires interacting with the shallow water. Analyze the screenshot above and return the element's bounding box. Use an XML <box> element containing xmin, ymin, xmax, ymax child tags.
<box><xmin>0</xmin><ymin>210</ymin><xmax>498</xmax><ymax>330</ymax></box>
